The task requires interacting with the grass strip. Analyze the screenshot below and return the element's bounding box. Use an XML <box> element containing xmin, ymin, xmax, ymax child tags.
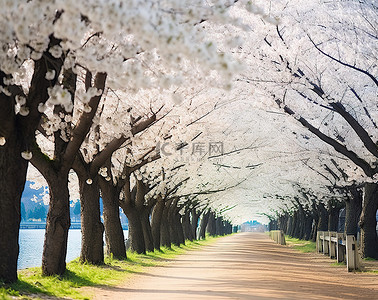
<box><xmin>2</xmin><ymin>236</ymin><xmax>219</xmax><ymax>300</ymax></box>
<box><xmin>284</xmin><ymin>236</ymin><xmax>316</xmax><ymax>253</ymax></box>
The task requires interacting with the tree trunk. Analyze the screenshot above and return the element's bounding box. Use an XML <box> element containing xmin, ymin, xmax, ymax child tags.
<box><xmin>296</xmin><ymin>204</ymin><xmax>306</xmax><ymax>239</ymax></box>
<box><xmin>151</xmin><ymin>197</ymin><xmax>165</xmax><ymax>250</ymax></box>
<box><xmin>311</xmin><ymin>216</ymin><xmax>318</xmax><ymax>242</ymax></box>
<box><xmin>317</xmin><ymin>202</ymin><xmax>329</xmax><ymax>231</ymax></box>
<box><xmin>190</xmin><ymin>208</ymin><xmax>201</xmax><ymax>240</ymax></box>
<box><xmin>182</xmin><ymin>209</ymin><xmax>194</xmax><ymax>241</ymax></box>
<box><xmin>216</xmin><ymin>217</ymin><xmax>224</xmax><ymax>236</ymax></box>
<box><xmin>207</xmin><ymin>212</ymin><xmax>216</xmax><ymax>236</ymax></box>
<box><xmin>286</xmin><ymin>215</ymin><xmax>294</xmax><ymax>236</ymax></box>
<box><xmin>140</xmin><ymin>206</ymin><xmax>154</xmax><ymax>252</ymax></box>
<box><xmin>292</xmin><ymin>211</ymin><xmax>300</xmax><ymax>238</ymax></box>
<box><xmin>175</xmin><ymin>212</ymin><xmax>185</xmax><ymax>245</ymax></box>
<box><xmin>168</xmin><ymin>201</ymin><xmax>181</xmax><ymax>246</ymax></box>
<box><xmin>42</xmin><ymin>174</ymin><xmax>70</xmax><ymax>276</ymax></box>
<box><xmin>125</xmin><ymin>208</ymin><xmax>146</xmax><ymax>254</ymax></box>
<box><xmin>77</xmin><ymin>174</ymin><xmax>104</xmax><ymax>264</ymax></box>
<box><xmin>0</xmin><ymin>38</ymin><xmax>63</xmax><ymax>282</ymax></box>
<box><xmin>99</xmin><ymin>179</ymin><xmax>126</xmax><ymax>259</ymax></box>
<box><xmin>345</xmin><ymin>187</ymin><xmax>362</xmax><ymax>237</ymax></box>
<box><xmin>328</xmin><ymin>202</ymin><xmax>340</xmax><ymax>232</ymax></box>
<box><xmin>359</xmin><ymin>183</ymin><xmax>378</xmax><ymax>259</ymax></box>
<box><xmin>199</xmin><ymin>211</ymin><xmax>210</xmax><ymax>239</ymax></box>
<box><xmin>303</xmin><ymin>214</ymin><xmax>313</xmax><ymax>240</ymax></box>
<box><xmin>0</xmin><ymin>136</ymin><xmax>28</xmax><ymax>283</ymax></box>
<box><xmin>160</xmin><ymin>199</ymin><xmax>172</xmax><ymax>248</ymax></box>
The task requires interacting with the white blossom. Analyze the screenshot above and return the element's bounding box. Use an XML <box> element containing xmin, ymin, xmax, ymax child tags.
<box><xmin>21</xmin><ymin>151</ymin><xmax>33</xmax><ymax>160</ymax></box>
<box><xmin>45</xmin><ymin>69</ymin><xmax>56</xmax><ymax>80</ymax></box>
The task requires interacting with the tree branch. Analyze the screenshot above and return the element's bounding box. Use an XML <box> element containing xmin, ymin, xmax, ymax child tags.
<box><xmin>329</xmin><ymin>102</ymin><xmax>378</xmax><ymax>158</ymax></box>
<box><xmin>277</xmin><ymin>100</ymin><xmax>377</xmax><ymax>177</ymax></box>
<box><xmin>62</xmin><ymin>72</ymin><xmax>107</xmax><ymax>172</ymax></box>
<box><xmin>308</xmin><ymin>34</ymin><xmax>378</xmax><ymax>87</ymax></box>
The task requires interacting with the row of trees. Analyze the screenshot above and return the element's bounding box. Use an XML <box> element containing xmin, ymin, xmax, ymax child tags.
<box><xmin>0</xmin><ymin>0</ymin><xmax>377</xmax><ymax>284</ymax></box>
<box><xmin>0</xmin><ymin>0</ymin><xmax>259</xmax><ymax>283</ymax></box>
<box><xmin>268</xmin><ymin>184</ymin><xmax>363</xmax><ymax>242</ymax></box>
<box><xmin>243</xmin><ymin>0</ymin><xmax>377</xmax><ymax>258</ymax></box>
<box><xmin>268</xmin><ymin>181</ymin><xmax>377</xmax><ymax>259</ymax></box>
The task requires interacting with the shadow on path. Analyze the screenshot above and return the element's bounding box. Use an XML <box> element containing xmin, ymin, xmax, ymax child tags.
<box><xmin>91</xmin><ymin>233</ymin><xmax>378</xmax><ymax>300</ymax></box>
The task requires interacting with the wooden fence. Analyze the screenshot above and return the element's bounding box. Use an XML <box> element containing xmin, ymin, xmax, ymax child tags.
<box><xmin>269</xmin><ymin>230</ymin><xmax>286</xmax><ymax>245</ymax></box>
<box><xmin>316</xmin><ymin>231</ymin><xmax>359</xmax><ymax>271</ymax></box>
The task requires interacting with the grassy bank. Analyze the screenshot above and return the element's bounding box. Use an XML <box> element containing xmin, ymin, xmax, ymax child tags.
<box><xmin>1</xmin><ymin>237</ymin><xmax>218</xmax><ymax>300</ymax></box>
<box><xmin>285</xmin><ymin>236</ymin><xmax>316</xmax><ymax>253</ymax></box>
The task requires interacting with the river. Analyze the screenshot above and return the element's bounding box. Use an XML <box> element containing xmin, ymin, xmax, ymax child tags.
<box><xmin>18</xmin><ymin>229</ymin><xmax>129</xmax><ymax>270</ymax></box>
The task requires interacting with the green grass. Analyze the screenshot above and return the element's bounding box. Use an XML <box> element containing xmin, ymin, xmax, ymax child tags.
<box><xmin>2</xmin><ymin>237</ymin><xmax>218</xmax><ymax>300</ymax></box>
<box><xmin>363</xmin><ymin>257</ymin><xmax>378</xmax><ymax>261</ymax></box>
<box><xmin>285</xmin><ymin>236</ymin><xmax>317</xmax><ymax>253</ymax></box>
<box><xmin>0</xmin><ymin>287</ymin><xmax>19</xmax><ymax>300</ymax></box>
<box><xmin>330</xmin><ymin>261</ymin><xmax>346</xmax><ymax>267</ymax></box>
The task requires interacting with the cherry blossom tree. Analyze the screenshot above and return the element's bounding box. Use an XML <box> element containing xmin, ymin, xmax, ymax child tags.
<box><xmin>238</xmin><ymin>0</ymin><xmax>377</xmax><ymax>257</ymax></box>
<box><xmin>0</xmin><ymin>0</ymin><xmax>259</xmax><ymax>282</ymax></box>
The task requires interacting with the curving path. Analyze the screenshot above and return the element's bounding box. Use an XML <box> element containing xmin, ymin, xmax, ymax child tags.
<box><xmin>92</xmin><ymin>232</ymin><xmax>378</xmax><ymax>300</ymax></box>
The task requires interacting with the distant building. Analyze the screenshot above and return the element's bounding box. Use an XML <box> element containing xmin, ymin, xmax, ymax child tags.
<box><xmin>241</xmin><ymin>221</ymin><xmax>267</xmax><ymax>232</ymax></box>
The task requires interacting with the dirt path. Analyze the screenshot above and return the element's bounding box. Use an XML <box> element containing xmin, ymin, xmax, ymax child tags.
<box><xmin>90</xmin><ymin>233</ymin><xmax>377</xmax><ymax>299</ymax></box>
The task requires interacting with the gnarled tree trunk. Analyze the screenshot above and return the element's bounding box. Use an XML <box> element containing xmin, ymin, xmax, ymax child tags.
<box><xmin>99</xmin><ymin>179</ymin><xmax>126</xmax><ymax>259</ymax></box>
<box><xmin>42</xmin><ymin>174</ymin><xmax>70</xmax><ymax>276</ymax></box>
<box><xmin>0</xmin><ymin>37</ymin><xmax>63</xmax><ymax>282</ymax></box>
<box><xmin>125</xmin><ymin>208</ymin><xmax>146</xmax><ymax>254</ymax></box>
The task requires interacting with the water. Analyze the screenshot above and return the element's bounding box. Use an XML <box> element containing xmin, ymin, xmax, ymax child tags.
<box><xmin>18</xmin><ymin>229</ymin><xmax>129</xmax><ymax>270</ymax></box>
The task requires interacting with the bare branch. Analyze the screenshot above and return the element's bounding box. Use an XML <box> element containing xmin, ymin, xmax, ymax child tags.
<box><xmin>308</xmin><ymin>34</ymin><xmax>378</xmax><ymax>87</ymax></box>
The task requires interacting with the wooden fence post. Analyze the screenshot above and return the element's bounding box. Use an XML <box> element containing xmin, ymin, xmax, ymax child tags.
<box><xmin>346</xmin><ymin>235</ymin><xmax>359</xmax><ymax>271</ymax></box>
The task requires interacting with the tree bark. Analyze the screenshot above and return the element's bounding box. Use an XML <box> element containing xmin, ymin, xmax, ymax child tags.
<box><xmin>160</xmin><ymin>199</ymin><xmax>172</xmax><ymax>248</ymax></box>
<box><xmin>199</xmin><ymin>210</ymin><xmax>210</xmax><ymax>239</ymax></box>
<box><xmin>327</xmin><ymin>200</ymin><xmax>341</xmax><ymax>232</ymax></box>
<box><xmin>287</xmin><ymin>215</ymin><xmax>294</xmax><ymax>237</ymax></box>
<box><xmin>359</xmin><ymin>182</ymin><xmax>378</xmax><ymax>259</ymax></box>
<box><xmin>0</xmin><ymin>135</ymin><xmax>28</xmax><ymax>283</ymax></box>
<box><xmin>175</xmin><ymin>211</ymin><xmax>185</xmax><ymax>245</ymax></box>
<box><xmin>0</xmin><ymin>37</ymin><xmax>63</xmax><ymax>282</ymax></box>
<box><xmin>77</xmin><ymin>173</ymin><xmax>104</xmax><ymax>264</ymax></box>
<box><xmin>345</xmin><ymin>187</ymin><xmax>362</xmax><ymax>237</ymax></box>
<box><xmin>317</xmin><ymin>202</ymin><xmax>329</xmax><ymax>231</ymax></box>
<box><xmin>168</xmin><ymin>199</ymin><xmax>182</xmax><ymax>246</ymax></box>
<box><xmin>151</xmin><ymin>196</ymin><xmax>165</xmax><ymax>250</ymax></box>
<box><xmin>141</xmin><ymin>206</ymin><xmax>154</xmax><ymax>252</ymax></box>
<box><xmin>207</xmin><ymin>212</ymin><xmax>216</xmax><ymax>236</ymax></box>
<box><xmin>182</xmin><ymin>208</ymin><xmax>194</xmax><ymax>241</ymax></box>
<box><xmin>303</xmin><ymin>214</ymin><xmax>313</xmax><ymax>240</ymax></box>
<box><xmin>99</xmin><ymin>179</ymin><xmax>126</xmax><ymax>259</ymax></box>
<box><xmin>125</xmin><ymin>208</ymin><xmax>146</xmax><ymax>254</ymax></box>
<box><xmin>42</xmin><ymin>174</ymin><xmax>70</xmax><ymax>276</ymax></box>
<box><xmin>120</xmin><ymin>178</ymin><xmax>153</xmax><ymax>254</ymax></box>
<box><xmin>216</xmin><ymin>217</ymin><xmax>224</xmax><ymax>236</ymax></box>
